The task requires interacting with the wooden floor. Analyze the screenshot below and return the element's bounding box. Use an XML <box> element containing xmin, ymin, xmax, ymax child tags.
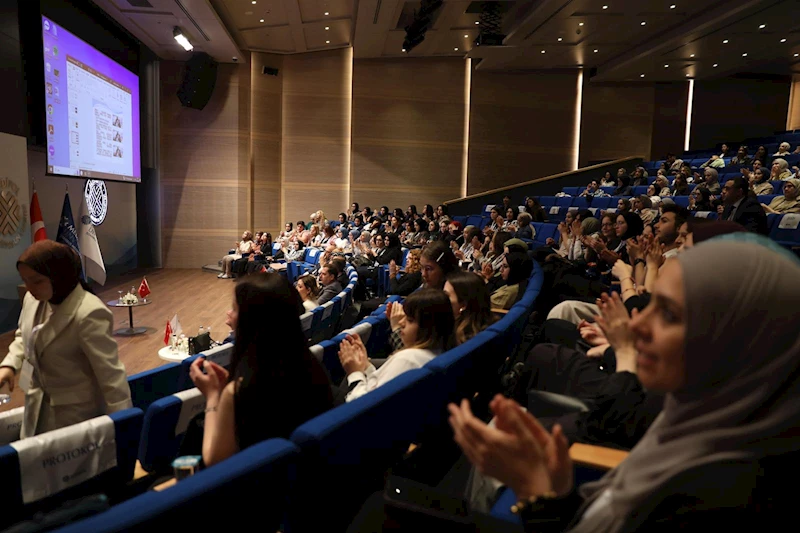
<box><xmin>0</xmin><ymin>269</ymin><xmax>236</xmax><ymax>412</ymax></box>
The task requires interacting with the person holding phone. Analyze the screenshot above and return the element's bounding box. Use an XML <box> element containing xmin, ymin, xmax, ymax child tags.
<box><xmin>0</xmin><ymin>241</ymin><xmax>131</xmax><ymax>438</ymax></box>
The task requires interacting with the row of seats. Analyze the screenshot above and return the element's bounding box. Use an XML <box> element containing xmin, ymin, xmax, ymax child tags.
<box><xmin>42</xmin><ymin>261</ymin><xmax>545</xmax><ymax>532</ymax></box>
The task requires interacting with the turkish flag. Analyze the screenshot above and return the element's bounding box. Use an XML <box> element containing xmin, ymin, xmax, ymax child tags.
<box><xmin>163</xmin><ymin>319</ymin><xmax>172</xmax><ymax>345</ymax></box>
<box><xmin>138</xmin><ymin>277</ymin><xmax>151</xmax><ymax>299</ymax></box>
<box><xmin>30</xmin><ymin>191</ymin><xmax>47</xmax><ymax>242</ymax></box>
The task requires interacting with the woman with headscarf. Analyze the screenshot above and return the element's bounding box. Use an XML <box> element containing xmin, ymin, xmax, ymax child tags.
<box><xmin>762</xmin><ymin>178</ymin><xmax>800</xmax><ymax>214</ymax></box>
<box><xmin>447</xmin><ymin>237</ymin><xmax>799</xmax><ymax>531</ymax></box>
<box><xmin>0</xmin><ymin>241</ymin><xmax>132</xmax><ymax>438</ymax></box>
<box><xmin>612</xmin><ymin>176</ymin><xmax>632</xmax><ymax>197</ymax></box>
<box><xmin>771</xmin><ymin>158</ymin><xmax>793</xmax><ymax>181</ymax></box>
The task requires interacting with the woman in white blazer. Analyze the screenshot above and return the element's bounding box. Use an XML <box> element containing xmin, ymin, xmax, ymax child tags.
<box><xmin>0</xmin><ymin>241</ymin><xmax>132</xmax><ymax>438</ymax></box>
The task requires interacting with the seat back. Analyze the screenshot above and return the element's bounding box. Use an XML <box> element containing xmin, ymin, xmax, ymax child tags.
<box><xmin>128</xmin><ymin>363</ymin><xmax>186</xmax><ymax>412</ymax></box>
<box><xmin>54</xmin><ymin>439</ymin><xmax>299</xmax><ymax>533</ymax></box>
<box><xmin>288</xmin><ymin>368</ymin><xmax>446</xmax><ymax>532</ymax></box>
<box><xmin>561</xmin><ymin>186</ymin><xmax>580</xmax><ymax>196</ymax></box>
<box><xmin>770</xmin><ymin>213</ymin><xmax>800</xmax><ymax>245</ymax></box>
<box><xmin>0</xmin><ymin>408</ymin><xmax>143</xmax><ymax>529</ymax></box>
<box><xmin>137</xmin><ymin>388</ymin><xmax>206</xmax><ymax>473</ymax></box>
<box><xmin>0</xmin><ymin>407</ymin><xmax>23</xmax><ymax>446</ymax></box>
<box><xmin>425</xmin><ymin>329</ymin><xmax>502</xmax><ymax>405</ymax></box>
<box><xmin>178</xmin><ymin>343</ymin><xmax>235</xmax><ymax>390</ymax></box>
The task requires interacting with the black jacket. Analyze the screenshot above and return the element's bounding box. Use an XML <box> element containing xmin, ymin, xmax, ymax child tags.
<box><xmin>389</xmin><ymin>271</ymin><xmax>422</xmax><ymax>296</ymax></box>
<box><xmin>721</xmin><ymin>196</ymin><xmax>768</xmax><ymax>235</ymax></box>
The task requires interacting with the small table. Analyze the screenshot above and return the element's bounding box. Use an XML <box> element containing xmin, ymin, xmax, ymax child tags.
<box><xmin>158</xmin><ymin>346</ymin><xmax>190</xmax><ymax>363</ymax></box>
<box><xmin>107</xmin><ymin>299</ymin><xmax>151</xmax><ymax>336</ymax></box>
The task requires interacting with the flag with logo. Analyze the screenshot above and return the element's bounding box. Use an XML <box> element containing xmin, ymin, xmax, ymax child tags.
<box><xmin>138</xmin><ymin>277</ymin><xmax>151</xmax><ymax>299</ymax></box>
<box><xmin>170</xmin><ymin>314</ymin><xmax>182</xmax><ymax>338</ymax></box>
<box><xmin>30</xmin><ymin>190</ymin><xmax>46</xmax><ymax>242</ymax></box>
<box><xmin>56</xmin><ymin>191</ymin><xmax>81</xmax><ymax>275</ymax></box>
<box><xmin>78</xmin><ymin>193</ymin><xmax>106</xmax><ymax>285</ymax></box>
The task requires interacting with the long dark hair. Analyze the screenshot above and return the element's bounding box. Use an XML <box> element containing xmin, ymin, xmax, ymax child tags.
<box><xmin>504</xmin><ymin>251</ymin><xmax>533</xmax><ymax>285</ymax></box>
<box><xmin>401</xmin><ymin>289</ymin><xmax>455</xmax><ymax>353</ymax></box>
<box><xmin>446</xmin><ymin>271</ymin><xmax>493</xmax><ymax>345</ymax></box>
<box><xmin>230</xmin><ymin>274</ymin><xmax>333</xmax><ymax>449</ymax></box>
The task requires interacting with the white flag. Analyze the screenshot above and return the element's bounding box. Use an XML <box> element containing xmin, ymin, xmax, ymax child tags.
<box><xmin>170</xmin><ymin>314</ymin><xmax>183</xmax><ymax>338</ymax></box>
<box><xmin>78</xmin><ymin>194</ymin><xmax>106</xmax><ymax>285</ymax></box>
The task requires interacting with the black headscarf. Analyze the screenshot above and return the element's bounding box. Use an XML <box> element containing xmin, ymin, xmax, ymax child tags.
<box><xmin>17</xmin><ymin>240</ymin><xmax>84</xmax><ymax>304</ymax></box>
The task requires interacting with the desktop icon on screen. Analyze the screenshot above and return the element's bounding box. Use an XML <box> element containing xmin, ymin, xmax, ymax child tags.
<box><xmin>43</xmin><ymin>19</ymin><xmax>50</xmax><ymax>32</ymax></box>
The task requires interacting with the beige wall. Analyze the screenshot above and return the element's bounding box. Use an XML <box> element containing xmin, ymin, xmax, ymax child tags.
<box><xmin>350</xmin><ymin>57</ymin><xmax>465</xmax><ymax>209</ymax></box>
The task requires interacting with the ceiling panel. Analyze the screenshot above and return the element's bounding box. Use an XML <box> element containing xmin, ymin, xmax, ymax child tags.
<box><xmin>221</xmin><ymin>0</ymin><xmax>290</xmax><ymax>28</ymax></box>
<box><xmin>298</xmin><ymin>0</ymin><xmax>353</xmax><ymax>23</ymax></box>
<box><xmin>304</xmin><ymin>19</ymin><xmax>352</xmax><ymax>48</ymax></box>
<box><xmin>242</xmin><ymin>24</ymin><xmax>296</xmax><ymax>51</ymax></box>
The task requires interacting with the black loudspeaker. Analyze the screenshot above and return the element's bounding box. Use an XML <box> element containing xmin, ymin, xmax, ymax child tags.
<box><xmin>177</xmin><ymin>52</ymin><xmax>218</xmax><ymax>110</ymax></box>
<box><xmin>262</xmin><ymin>66</ymin><xmax>279</xmax><ymax>76</ymax></box>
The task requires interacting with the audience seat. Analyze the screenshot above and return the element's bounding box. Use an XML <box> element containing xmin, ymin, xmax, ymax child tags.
<box><xmin>128</xmin><ymin>364</ymin><xmax>187</xmax><ymax>413</ymax></box>
<box><xmin>177</xmin><ymin>343</ymin><xmax>234</xmax><ymax>390</ymax></box>
<box><xmin>55</xmin><ymin>439</ymin><xmax>299</xmax><ymax>533</ymax></box>
<box><xmin>0</xmin><ymin>407</ymin><xmax>23</xmax><ymax>446</ymax></box>
<box><xmin>538</xmin><ymin>196</ymin><xmax>557</xmax><ymax>207</ymax></box>
<box><xmin>632</xmin><ymin>186</ymin><xmax>648</xmax><ymax>196</ymax></box>
<box><xmin>758</xmin><ymin>195</ymin><xmax>778</xmax><ymax>206</ymax></box>
<box><xmin>600</xmin><ymin>186</ymin><xmax>616</xmax><ymax>196</ymax></box>
<box><xmin>769</xmin><ymin>213</ymin><xmax>800</xmax><ymax>247</ymax></box>
<box><xmin>0</xmin><ymin>409</ymin><xmax>143</xmax><ymax>530</ymax></box>
<box><xmin>425</xmin><ymin>329</ymin><xmax>502</xmax><ymax>405</ymax></box>
<box><xmin>137</xmin><ymin>388</ymin><xmax>206</xmax><ymax>473</ymax></box>
<box><xmin>770</xmin><ymin>181</ymin><xmax>785</xmax><ymax>194</ymax></box>
<box><xmin>465</xmin><ymin>215</ymin><xmax>483</xmax><ymax>229</ymax></box>
<box><xmin>590</xmin><ymin>197</ymin><xmax>612</xmax><ymax>210</ymax></box>
<box><xmin>287</xmin><ymin>368</ymin><xmax>448</xmax><ymax>532</ymax></box>
<box><xmin>692</xmin><ymin>211</ymin><xmax>718</xmax><ymax>220</ymax></box>
<box><xmin>561</xmin><ymin>187</ymin><xmax>580</xmax><ymax>196</ymax></box>
<box><xmin>672</xmin><ymin>197</ymin><xmax>690</xmax><ymax>209</ymax></box>
<box><xmin>570</xmin><ymin>197</ymin><xmax>589</xmax><ymax>210</ymax></box>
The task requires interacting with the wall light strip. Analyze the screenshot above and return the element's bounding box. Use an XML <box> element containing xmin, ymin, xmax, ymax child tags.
<box><xmin>461</xmin><ymin>57</ymin><xmax>472</xmax><ymax>197</ymax></box>
<box><xmin>684</xmin><ymin>79</ymin><xmax>695</xmax><ymax>151</ymax></box>
<box><xmin>345</xmin><ymin>47</ymin><xmax>354</xmax><ymax>206</ymax></box>
<box><xmin>572</xmin><ymin>69</ymin><xmax>584</xmax><ymax>170</ymax></box>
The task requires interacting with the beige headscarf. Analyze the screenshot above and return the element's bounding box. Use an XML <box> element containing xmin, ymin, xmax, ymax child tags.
<box><xmin>570</xmin><ymin>239</ymin><xmax>800</xmax><ymax>532</ymax></box>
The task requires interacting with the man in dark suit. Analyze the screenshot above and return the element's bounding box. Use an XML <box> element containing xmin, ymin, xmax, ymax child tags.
<box><xmin>721</xmin><ymin>177</ymin><xmax>769</xmax><ymax>235</ymax></box>
<box><xmin>318</xmin><ymin>263</ymin><xmax>343</xmax><ymax>305</ymax></box>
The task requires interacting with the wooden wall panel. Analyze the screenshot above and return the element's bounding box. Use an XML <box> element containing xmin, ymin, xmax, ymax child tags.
<box><xmin>579</xmin><ymin>83</ymin><xmax>654</xmax><ymax>166</ymax></box>
<box><xmin>282</xmin><ymin>49</ymin><xmax>350</xmax><ymax>226</ymax></box>
<box><xmin>468</xmin><ymin>71</ymin><xmax>578</xmax><ymax>196</ymax></box>
<box><xmin>651</xmin><ymin>82</ymin><xmax>689</xmax><ymax>160</ymax></box>
<box><xmin>690</xmin><ymin>76</ymin><xmax>791</xmax><ymax>150</ymax></box>
<box><xmin>250</xmin><ymin>53</ymin><xmax>282</xmax><ymax>234</ymax></box>
<box><xmin>160</xmin><ymin>61</ymin><xmax>251</xmax><ymax>268</ymax></box>
<box><xmin>785</xmin><ymin>74</ymin><xmax>800</xmax><ymax>131</ymax></box>
<box><xmin>351</xmin><ymin>58</ymin><xmax>464</xmax><ymax>209</ymax></box>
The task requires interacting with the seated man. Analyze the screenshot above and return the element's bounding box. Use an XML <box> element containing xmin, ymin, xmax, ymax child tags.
<box><xmin>317</xmin><ymin>263</ymin><xmax>343</xmax><ymax>305</ymax></box>
<box><xmin>721</xmin><ymin>176</ymin><xmax>769</xmax><ymax>235</ymax></box>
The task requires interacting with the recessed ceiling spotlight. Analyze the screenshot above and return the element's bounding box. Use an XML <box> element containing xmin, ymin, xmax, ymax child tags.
<box><xmin>796</xmin><ymin>53</ymin><xmax>800</xmax><ymax>57</ymax></box>
<box><xmin>475</xmin><ymin>21</ymin><xmax>480</xmax><ymax>25</ymax></box>
<box><xmin>558</xmin><ymin>37</ymin><xmax>563</xmax><ymax>41</ymax></box>
<box><xmin>402</xmin><ymin>48</ymin><xmax>406</xmax><ymax>52</ymax></box>
<box><xmin>640</xmin><ymin>74</ymin><xmax>645</xmax><ymax>77</ymax></box>
<box><xmin>690</xmin><ymin>53</ymin><xmax>695</xmax><ymax>57</ymax></box>
<box><xmin>251</xmin><ymin>0</ymin><xmax>256</xmax><ymax>3</ymax></box>
<box><xmin>593</xmin><ymin>49</ymin><xmax>598</xmax><ymax>53</ymax></box>
<box><xmin>685</xmin><ymin>74</ymin><xmax>690</xmax><ymax>77</ymax></box>
<box><xmin>579</xmin><ymin>22</ymin><xmax>585</xmax><ymax>26</ymax></box>
<box><xmin>781</xmin><ymin>38</ymin><xmax>787</xmax><ymax>43</ymax></box>
<box><xmin>602</xmin><ymin>5</ymin><xmax>608</xmax><ymax>9</ymax></box>
<box><xmin>464</xmin><ymin>34</ymin><xmax>468</xmax><ymax>38</ymax></box>
<box><xmin>664</xmin><ymin>64</ymin><xmax>669</xmax><ymax>67</ymax></box>
<box><xmin>259</xmin><ymin>19</ymin><xmax>264</xmax><ymax>22</ymax></box>
<box><xmin>541</xmin><ymin>49</ymin><xmax>546</xmax><ymax>53</ymax></box>
<box><xmin>670</xmin><ymin>4</ymin><xmax>676</xmax><ymax>8</ymax></box>
<box><xmin>759</xmin><ymin>24</ymin><xmax>766</xmax><ymax>29</ymax></box>
<box><xmin>326</xmin><ymin>40</ymin><xmax>330</xmax><ymax>44</ymax></box>
<box><xmin>742</xmin><ymin>52</ymin><xmax>748</xmax><ymax>57</ymax></box>
<box><xmin>722</xmin><ymin>39</ymin><xmax>729</xmax><ymax>44</ymax></box>
<box><xmin>713</xmin><ymin>63</ymin><xmax>719</xmax><ymax>67</ymax></box>
<box><xmin>454</xmin><ymin>47</ymin><xmax>459</xmax><ymax>51</ymax></box>
<box><xmin>324</xmin><ymin>11</ymin><xmax>329</xmax><ymax>15</ymax></box>
<box><xmin>641</xmin><ymin>21</ymin><xmax>646</xmax><ymax>26</ymax></box>
<box><xmin>325</xmin><ymin>26</ymin><xmax>329</xmax><ymax>30</ymax></box>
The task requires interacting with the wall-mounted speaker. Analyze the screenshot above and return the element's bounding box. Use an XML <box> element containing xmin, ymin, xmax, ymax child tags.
<box><xmin>177</xmin><ymin>52</ymin><xmax>218</xmax><ymax>110</ymax></box>
<box><xmin>262</xmin><ymin>66</ymin><xmax>279</xmax><ymax>76</ymax></box>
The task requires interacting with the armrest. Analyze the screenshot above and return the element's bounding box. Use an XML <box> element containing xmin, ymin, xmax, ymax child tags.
<box><xmin>569</xmin><ymin>443</ymin><xmax>628</xmax><ymax>471</ymax></box>
<box><xmin>492</xmin><ymin>308</ymin><xmax>509</xmax><ymax>315</ymax></box>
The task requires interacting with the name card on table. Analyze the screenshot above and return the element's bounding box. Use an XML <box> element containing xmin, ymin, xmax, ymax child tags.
<box><xmin>10</xmin><ymin>415</ymin><xmax>117</xmax><ymax>504</ymax></box>
<box><xmin>173</xmin><ymin>388</ymin><xmax>206</xmax><ymax>437</ymax></box>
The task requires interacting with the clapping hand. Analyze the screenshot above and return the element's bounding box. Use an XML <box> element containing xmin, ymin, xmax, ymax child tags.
<box><xmin>482</xmin><ymin>261</ymin><xmax>494</xmax><ymax>281</ymax></box>
<box><xmin>594</xmin><ymin>293</ymin><xmax>637</xmax><ymax>372</ymax></box>
<box><xmin>338</xmin><ymin>333</ymin><xmax>369</xmax><ymax>375</ymax></box>
<box><xmin>577</xmin><ymin>319</ymin><xmax>607</xmax><ymax>347</ymax></box>
<box><xmin>386</xmin><ymin>301</ymin><xmax>405</xmax><ymax>331</ymax></box>
<box><xmin>449</xmin><ymin>395</ymin><xmax>573</xmax><ymax>499</ymax></box>
<box><xmin>611</xmin><ymin>259</ymin><xmax>633</xmax><ymax>282</ymax></box>
<box><xmin>388</xmin><ymin>259</ymin><xmax>399</xmax><ymax>278</ymax></box>
<box><xmin>646</xmin><ymin>240</ymin><xmax>665</xmax><ymax>268</ymax></box>
<box><xmin>190</xmin><ymin>358</ymin><xmax>229</xmax><ymax>400</ymax></box>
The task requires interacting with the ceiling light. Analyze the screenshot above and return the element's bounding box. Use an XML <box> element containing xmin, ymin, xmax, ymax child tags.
<box><xmin>713</xmin><ymin>63</ymin><xmax>718</xmax><ymax>67</ymax></box>
<box><xmin>670</xmin><ymin>4</ymin><xmax>676</xmax><ymax>8</ymax></box>
<box><xmin>475</xmin><ymin>21</ymin><xmax>480</xmax><ymax>25</ymax></box>
<box><xmin>759</xmin><ymin>24</ymin><xmax>766</xmax><ymax>29</ymax></box>
<box><xmin>326</xmin><ymin>40</ymin><xmax>330</xmax><ymax>44</ymax></box>
<box><xmin>602</xmin><ymin>5</ymin><xmax>608</xmax><ymax>9</ymax></box>
<box><xmin>251</xmin><ymin>0</ymin><xmax>256</xmax><ymax>3</ymax></box>
<box><xmin>722</xmin><ymin>39</ymin><xmax>729</xmax><ymax>44</ymax></box>
<box><xmin>664</xmin><ymin>64</ymin><xmax>669</xmax><ymax>67</ymax></box>
<box><xmin>402</xmin><ymin>48</ymin><xmax>406</xmax><ymax>52</ymax></box>
<box><xmin>685</xmin><ymin>74</ymin><xmax>690</xmax><ymax>77</ymax></box>
<box><xmin>324</xmin><ymin>11</ymin><xmax>329</xmax><ymax>15</ymax></box>
<box><xmin>579</xmin><ymin>22</ymin><xmax>584</xmax><ymax>26</ymax></box>
<box><xmin>454</xmin><ymin>47</ymin><xmax>459</xmax><ymax>51</ymax></box>
<box><xmin>558</xmin><ymin>37</ymin><xmax>563</xmax><ymax>42</ymax></box>
<box><xmin>690</xmin><ymin>53</ymin><xmax>695</xmax><ymax>57</ymax></box>
<box><xmin>796</xmin><ymin>53</ymin><xmax>799</xmax><ymax>57</ymax></box>
<box><xmin>464</xmin><ymin>34</ymin><xmax>468</xmax><ymax>38</ymax></box>
<box><xmin>641</xmin><ymin>21</ymin><xmax>646</xmax><ymax>26</ymax></box>
<box><xmin>742</xmin><ymin>53</ymin><xmax>748</xmax><ymax>57</ymax></box>
<box><xmin>640</xmin><ymin>74</ymin><xmax>645</xmax><ymax>77</ymax></box>
<box><xmin>541</xmin><ymin>49</ymin><xmax>545</xmax><ymax>53</ymax></box>
<box><xmin>173</xmin><ymin>27</ymin><xmax>193</xmax><ymax>51</ymax></box>
<box><xmin>593</xmin><ymin>49</ymin><xmax>598</xmax><ymax>53</ymax></box>
<box><xmin>781</xmin><ymin>38</ymin><xmax>787</xmax><ymax>43</ymax></box>
<box><xmin>325</xmin><ymin>26</ymin><xmax>329</xmax><ymax>30</ymax></box>
<box><xmin>260</xmin><ymin>19</ymin><xmax>264</xmax><ymax>22</ymax></box>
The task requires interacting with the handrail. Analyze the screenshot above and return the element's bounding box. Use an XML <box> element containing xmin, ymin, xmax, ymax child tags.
<box><xmin>444</xmin><ymin>156</ymin><xmax>644</xmax><ymax>205</ymax></box>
